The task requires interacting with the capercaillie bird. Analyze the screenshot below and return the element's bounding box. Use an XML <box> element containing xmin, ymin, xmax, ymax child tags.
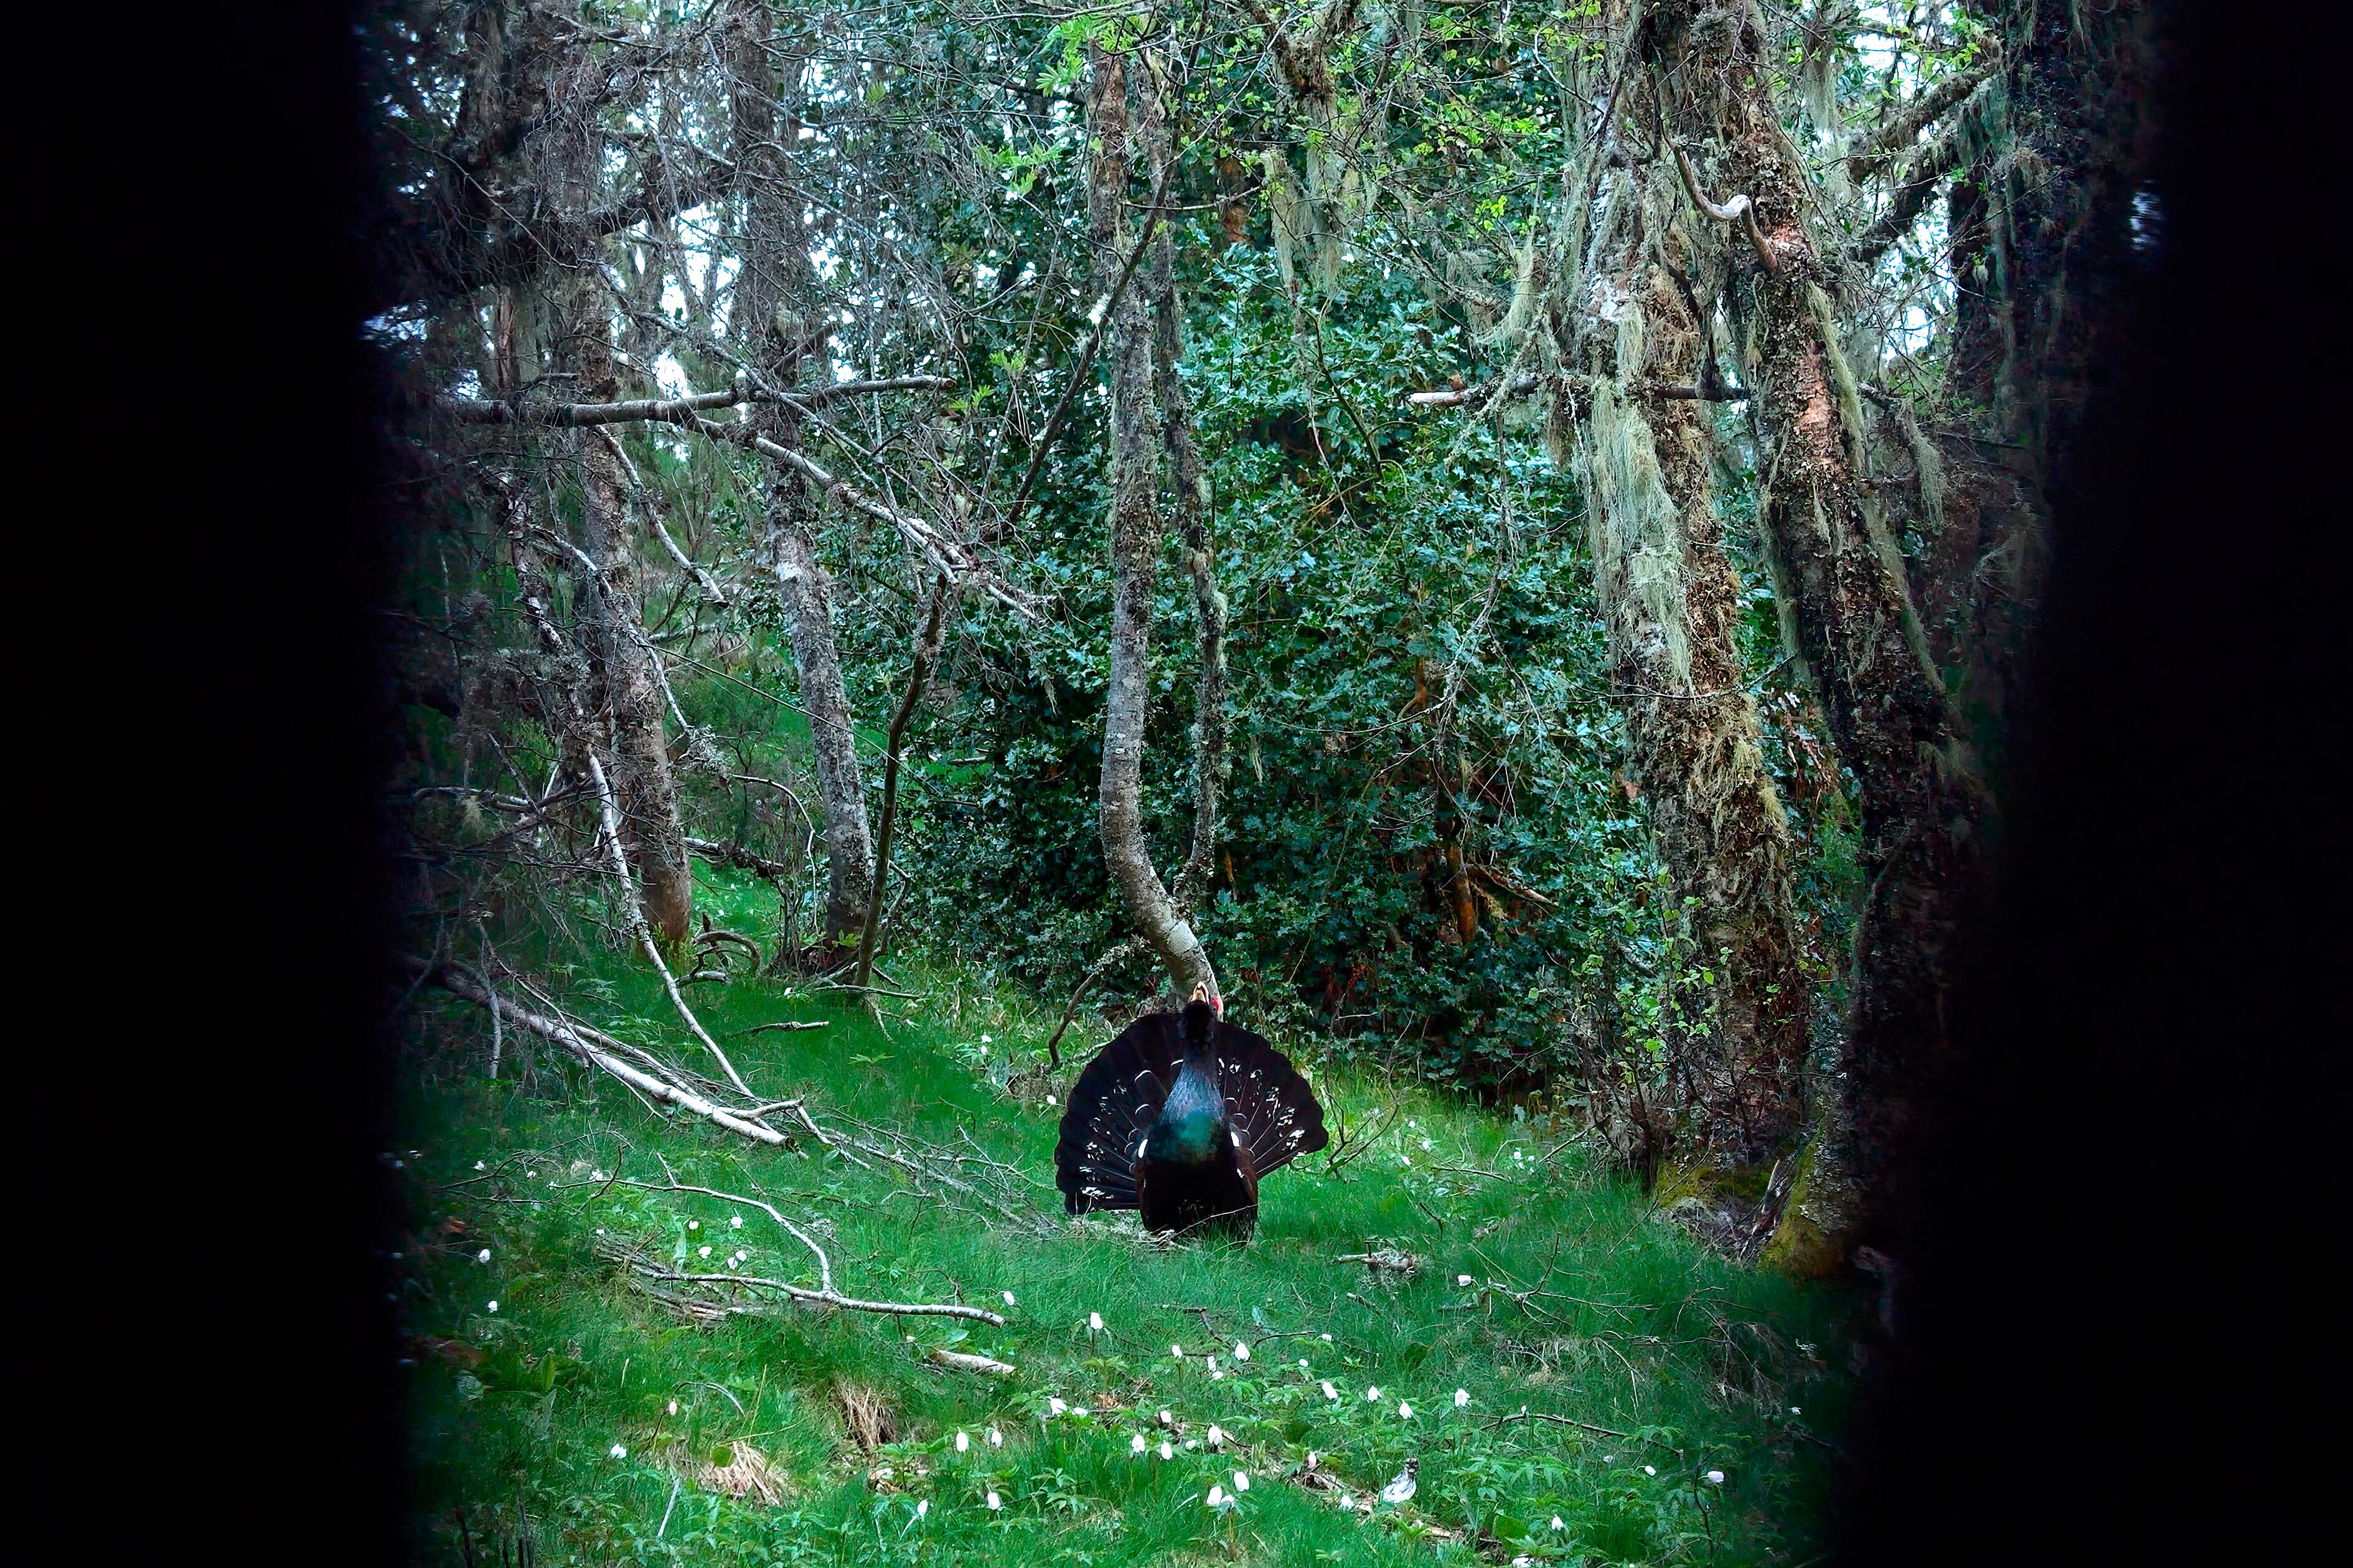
<box><xmin>1053</xmin><ymin>987</ymin><xmax>1328</xmax><ymax>1241</ymax></box>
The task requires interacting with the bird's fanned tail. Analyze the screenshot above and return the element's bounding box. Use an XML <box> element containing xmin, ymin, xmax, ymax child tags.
<box><xmin>1053</xmin><ymin>1006</ymin><xmax>1328</xmax><ymax>1216</ymax></box>
<box><xmin>1053</xmin><ymin>1010</ymin><xmax>1180</xmax><ymax>1214</ymax></box>
<box><xmin>1212</xmin><ymin>1023</ymin><xmax>1328</xmax><ymax>1178</ymax></box>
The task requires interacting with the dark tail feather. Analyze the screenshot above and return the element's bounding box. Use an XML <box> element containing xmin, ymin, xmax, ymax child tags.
<box><xmin>1211</xmin><ymin>1018</ymin><xmax>1330</xmax><ymax>1177</ymax></box>
<box><xmin>1054</xmin><ymin>1010</ymin><xmax>1183</xmax><ymax>1214</ymax></box>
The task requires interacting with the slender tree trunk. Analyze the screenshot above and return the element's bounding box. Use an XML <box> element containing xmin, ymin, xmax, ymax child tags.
<box><xmin>1669</xmin><ymin>0</ymin><xmax>1989</xmax><ymax>1253</ymax></box>
<box><xmin>1089</xmin><ymin>42</ymin><xmax>1219</xmax><ymax>1008</ymax></box>
<box><xmin>853</xmin><ymin>573</ymin><xmax>951</xmax><ymax>989</ymax></box>
<box><xmin>537</xmin><ymin>49</ymin><xmax>692</xmax><ymax>947</ymax></box>
<box><xmin>1567</xmin><ymin>78</ymin><xmax>1810</xmax><ymax>1162</ymax></box>
<box><xmin>1143</xmin><ymin>47</ymin><xmax>1229</xmax><ymax>919</ymax></box>
<box><xmin>728</xmin><ymin>7</ymin><xmax>874</xmax><ymax>958</ymax></box>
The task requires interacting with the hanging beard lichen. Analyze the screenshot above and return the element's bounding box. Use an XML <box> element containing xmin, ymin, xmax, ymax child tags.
<box><xmin>1577</xmin><ymin>307</ymin><xmax>1694</xmax><ymax>691</ymax></box>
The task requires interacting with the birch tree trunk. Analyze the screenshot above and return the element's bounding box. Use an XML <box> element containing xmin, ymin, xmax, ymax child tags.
<box><xmin>1666</xmin><ymin>0</ymin><xmax>1989</xmax><ymax>1256</ymax></box>
<box><xmin>728</xmin><ymin>7</ymin><xmax>874</xmax><ymax>958</ymax></box>
<box><xmin>1568</xmin><ymin>91</ymin><xmax>1809</xmax><ymax>1163</ymax></box>
<box><xmin>1089</xmin><ymin>42</ymin><xmax>1219</xmax><ymax>1008</ymax></box>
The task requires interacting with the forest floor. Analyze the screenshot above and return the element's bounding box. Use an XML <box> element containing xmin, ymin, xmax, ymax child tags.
<box><xmin>397</xmin><ymin>875</ymin><xmax>1856</xmax><ymax>1567</ymax></box>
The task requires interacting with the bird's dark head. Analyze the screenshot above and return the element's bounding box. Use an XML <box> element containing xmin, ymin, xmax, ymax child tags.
<box><xmin>1180</xmin><ymin>982</ymin><xmax>1221</xmax><ymax>1059</ymax></box>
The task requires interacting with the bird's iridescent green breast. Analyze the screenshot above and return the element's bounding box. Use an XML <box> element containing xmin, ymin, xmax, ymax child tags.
<box><xmin>1148</xmin><ymin>1059</ymin><xmax>1227</xmax><ymax>1165</ymax></box>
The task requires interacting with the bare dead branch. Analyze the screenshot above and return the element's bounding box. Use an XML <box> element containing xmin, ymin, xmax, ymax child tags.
<box><xmin>1673</xmin><ymin>144</ymin><xmax>1778</xmax><ymax>275</ymax></box>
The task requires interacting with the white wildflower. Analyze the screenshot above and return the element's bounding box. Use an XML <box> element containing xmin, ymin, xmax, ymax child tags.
<box><xmin>1002</xmin><ymin>1291</ymin><xmax>1016</xmax><ymax>1306</ymax></box>
<box><xmin>915</xmin><ymin>1499</ymin><xmax>929</xmax><ymax>1519</ymax></box>
<box><xmin>1551</xmin><ymin>1516</ymin><xmax>1566</xmax><ymax>1531</ymax></box>
<box><xmin>1184</xmin><ymin>1439</ymin><xmax>1198</xmax><ymax>1450</ymax></box>
<box><xmin>1454</xmin><ymin>1389</ymin><xmax>1469</xmax><ymax>1407</ymax></box>
<box><xmin>956</xmin><ymin>1430</ymin><xmax>970</xmax><ymax>1452</ymax></box>
<box><xmin>609</xmin><ymin>1443</ymin><xmax>626</xmax><ymax>1459</ymax></box>
<box><xmin>1233</xmin><ymin>1341</ymin><xmax>1250</xmax><ymax>1361</ymax></box>
<box><xmin>1457</xmin><ymin>1274</ymin><xmax>1473</xmax><ymax>1286</ymax></box>
<box><xmin>590</xmin><ymin>1170</ymin><xmax>606</xmax><ymax>1182</ymax></box>
<box><xmin>1045</xmin><ymin>1095</ymin><xmax>1056</xmax><ymax>1106</ymax></box>
<box><xmin>1233</xmin><ymin>1471</ymin><xmax>1249</xmax><ymax>1492</ymax></box>
<box><xmin>1089</xmin><ymin>1312</ymin><xmax>1103</xmax><ymax>1331</ymax></box>
<box><xmin>687</xmin><ymin>1219</ymin><xmax>698</xmax><ymax>1229</ymax></box>
<box><xmin>1172</xmin><ymin>1344</ymin><xmax>1184</xmax><ymax>1359</ymax></box>
<box><xmin>980</xmin><ymin>1034</ymin><xmax>993</xmax><ymax>1044</ymax></box>
<box><xmin>1157</xmin><ymin>1409</ymin><xmax>1172</xmax><ymax>1427</ymax></box>
<box><xmin>473</xmin><ymin>1160</ymin><xmax>486</xmax><ymax>1171</ymax></box>
<box><xmin>1298</xmin><ymin>1359</ymin><xmax>1310</xmax><ymax>1368</ymax></box>
<box><xmin>486</xmin><ymin>1300</ymin><xmax>498</xmax><ymax>1313</ymax></box>
<box><xmin>1421</xmin><ymin>1138</ymin><xmax>1432</xmax><ymax>1151</ymax></box>
<box><xmin>1643</xmin><ymin>1465</ymin><xmax>1656</xmax><ymax>1476</ymax></box>
<box><xmin>1706</xmin><ymin>1470</ymin><xmax>1726</xmax><ymax>1485</ymax></box>
<box><xmin>479</xmin><ymin>1249</ymin><xmax>492</xmax><ymax>1264</ymax></box>
<box><xmin>665</xmin><ymin>1400</ymin><xmax>678</xmax><ymax>1416</ymax></box>
<box><xmin>1398</xmin><ymin>1400</ymin><xmax>1414</xmax><ymax>1419</ymax></box>
<box><xmin>1159</xmin><ymin>1439</ymin><xmax>1174</xmax><ymax>1460</ymax></box>
<box><xmin>1073</xmin><ymin>1406</ymin><xmax>1089</xmax><ymax>1418</ymax></box>
<box><xmin>730</xmin><ymin>1215</ymin><xmax>743</xmax><ymax>1229</ymax></box>
<box><xmin>1205</xmin><ymin>1484</ymin><xmax>1227</xmax><ymax>1509</ymax></box>
<box><xmin>1130</xmin><ymin>1434</ymin><xmax>1147</xmax><ymax>1453</ymax></box>
<box><xmin>987</xmin><ymin>1428</ymin><xmax>1003</xmax><ymax>1447</ymax></box>
<box><xmin>1205</xmin><ymin>1424</ymin><xmax>1226</xmax><ymax>1449</ymax></box>
<box><xmin>698</xmin><ymin>1245</ymin><xmax>712</xmax><ymax>1258</ymax></box>
<box><xmin>985</xmin><ymin>1490</ymin><xmax>1001</xmax><ymax>1511</ymax></box>
<box><xmin>1320</xmin><ymin>1333</ymin><xmax>1333</xmax><ymax>1342</ymax></box>
<box><xmin>1320</xmin><ymin>1381</ymin><xmax>1338</xmax><ymax>1400</ymax></box>
<box><xmin>1047</xmin><ymin>1397</ymin><xmax>1068</xmax><ymax>1417</ymax></box>
<box><xmin>1364</xmin><ymin>1386</ymin><xmax>1381</xmax><ymax>1401</ymax></box>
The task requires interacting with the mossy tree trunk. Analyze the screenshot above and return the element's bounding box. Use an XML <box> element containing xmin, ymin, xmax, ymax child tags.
<box><xmin>1567</xmin><ymin>74</ymin><xmax>1810</xmax><ymax>1164</ymax></box>
<box><xmin>1665</xmin><ymin>0</ymin><xmax>1990</xmax><ymax>1247</ymax></box>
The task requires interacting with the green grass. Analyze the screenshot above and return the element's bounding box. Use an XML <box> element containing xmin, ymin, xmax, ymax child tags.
<box><xmin>397</xmin><ymin>875</ymin><xmax>1855</xmax><ymax>1566</ymax></box>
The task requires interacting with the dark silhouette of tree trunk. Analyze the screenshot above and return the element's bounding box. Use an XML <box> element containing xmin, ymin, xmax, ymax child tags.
<box><xmin>1923</xmin><ymin>0</ymin><xmax>2158</xmax><ymax>799</ymax></box>
<box><xmin>1090</xmin><ymin>40</ymin><xmax>1219</xmax><ymax>1008</ymax></box>
<box><xmin>728</xmin><ymin>5</ymin><xmax>873</xmax><ymax>960</ymax></box>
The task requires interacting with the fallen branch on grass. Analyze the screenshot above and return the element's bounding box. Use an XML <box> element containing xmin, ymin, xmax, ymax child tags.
<box><xmin>926</xmin><ymin>1348</ymin><xmax>1017</xmax><ymax>1376</ymax></box>
<box><xmin>418</xmin><ymin>957</ymin><xmax>1058</xmax><ymax>1237</ymax></box>
<box><xmin>416</xmin><ymin>958</ymin><xmax>824</xmax><ymax>1149</ymax></box>
<box><xmin>596</xmin><ymin>1234</ymin><xmax>1004</xmax><ymax>1325</ymax></box>
<box><xmin>1485</xmin><ymin>1407</ymin><xmax>1629</xmax><ymax>1440</ymax></box>
<box><xmin>594</xmin><ymin>1177</ymin><xmax>1007</xmax><ymax>1325</ymax></box>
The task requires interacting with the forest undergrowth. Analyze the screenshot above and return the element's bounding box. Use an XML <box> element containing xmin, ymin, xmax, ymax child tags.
<box><xmin>398</xmin><ymin>870</ymin><xmax>1856</xmax><ymax>1567</ymax></box>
